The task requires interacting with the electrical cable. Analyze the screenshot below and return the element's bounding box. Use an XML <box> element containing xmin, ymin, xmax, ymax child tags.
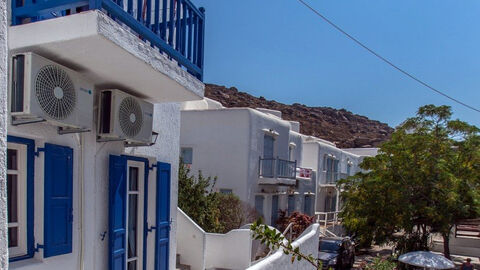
<box><xmin>297</xmin><ymin>0</ymin><xmax>480</xmax><ymax>113</ymax></box>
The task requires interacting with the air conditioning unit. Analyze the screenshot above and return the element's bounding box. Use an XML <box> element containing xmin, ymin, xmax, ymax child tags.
<box><xmin>97</xmin><ymin>89</ymin><xmax>153</xmax><ymax>146</ymax></box>
<box><xmin>9</xmin><ymin>52</ymin><xmax>94</xmax><ymax>133</ymax></box>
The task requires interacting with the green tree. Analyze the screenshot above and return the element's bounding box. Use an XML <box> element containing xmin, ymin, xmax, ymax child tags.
<box><xmin>178</xmin><ymin>161</ymin><xmax>221</xmax><ymax>232</ymax></box>
<box><xmin>340</xmin><ymin>105</ymin><xmax>480</xmax><ymax>258</ymax></box>
<box><xmin>216</xmin><ymin>193</ymin><xmax>258</xmax><ymax>233</ymax></box>
<box><xmin>178</xmin><ymin>161</ymin><xmax>259</xmax><ymax>233</ymax></box>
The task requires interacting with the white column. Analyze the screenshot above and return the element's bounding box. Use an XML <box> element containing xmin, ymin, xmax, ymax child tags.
<box><xmin>335</xmin><ymin>188</ymin><xmax>340</xmax><ymax>212</ymax></box>
<box><xmin>0</xmin><ymin>0</ymin><xmax>8</xmax><ymax>267</ymax></box>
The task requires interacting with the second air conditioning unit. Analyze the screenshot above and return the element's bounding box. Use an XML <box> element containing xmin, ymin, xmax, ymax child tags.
<box><xmin>97</xmin><ymin>89</ymin><xmax>153</xmax><ymax>146</ymax></box>
<box><xmin>9</xmin><ymin>52</ymin><xmax>94</xmax><ymax>133</ymax></box>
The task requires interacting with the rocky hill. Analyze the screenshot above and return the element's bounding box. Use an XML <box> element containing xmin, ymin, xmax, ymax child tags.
<box><xmin>204</xmin><ymin>83</ymin><xmax>394</xmax><ymax>148</ymax></box>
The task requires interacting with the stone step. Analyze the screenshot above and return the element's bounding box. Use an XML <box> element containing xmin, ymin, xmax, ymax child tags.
<box><xmin>176</xmin><ymin>254</ymin><xmax>191</xmax><ymax>270</ymax></box>
<box><xmin>176</xmin><ymin>264</ymin><xmax>191</xmax><ymax>270</ymax></box>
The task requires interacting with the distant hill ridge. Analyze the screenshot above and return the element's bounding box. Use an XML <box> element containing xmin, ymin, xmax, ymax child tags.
<box><xmin>204</xmin><ymin>83</ymin><xmax>393</xmax><ymax>148</ymax></box>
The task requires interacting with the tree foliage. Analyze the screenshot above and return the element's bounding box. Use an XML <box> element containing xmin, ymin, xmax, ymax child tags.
<box><xmin>178</xmin><ymin>161</ymin><xmax>259</xmax><ymax>233</ymax></box>
<box><xmin>340</xmin><ymin>105</ymin><xmax>480</xmax><ymax>257</ymax></box>
<box><xmin>178</xmin><ymin>161</ymin><xmax>220</xmax><ymax>232</ymax></box>
<box><xmin>250</xmin><ymin>220</ymin><xmax>322</xmax><ymax>269</ymax></box>
<box><xmin>276</xmin><ymin>210</ymin><xmax>315</xmax><ymax>239</ymax></box>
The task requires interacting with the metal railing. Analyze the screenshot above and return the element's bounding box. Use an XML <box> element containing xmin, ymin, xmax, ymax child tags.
<box><xmin>323</xmin><ymin>171</ymin><xmax>349</xmax><ymax>184</ymax></box>
<box><xmin>258</xmin><ymin>157</ymin><xmax>297</xmax><ymax>180</ymax></box>
<box><xmin>11</xmin><ymin>0</ymin><xmax>205</xmax><ymax>80</ymax></box>
<box><xmin>315</xmin><ymin>211</ymin><xmax>342</xmax><ymax>227</ymax></box>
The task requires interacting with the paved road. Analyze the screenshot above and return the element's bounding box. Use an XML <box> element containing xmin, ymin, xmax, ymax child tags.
<box><xmin>352</xmin><ymin>246</ymin><xmax>479</xmax><ymax>269</ymax></box>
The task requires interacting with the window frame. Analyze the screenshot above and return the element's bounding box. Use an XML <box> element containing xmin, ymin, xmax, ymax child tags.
<box><xmin>7</xmin><ymin>143</ymin><xmax>27</xmax><ymax>257</ymax></box>
<box><xmin>126</xmin><ymin>160</ymin><xmax>145</xmax><ymax>270</ymax></box>
<box><xmin>7</xmin><ymin>135</ymin><xmax>35</xmax><ymax>262</ymax></box>
<box><xmin>180</xmin><ymin>147</ymin><xmax>193</xmax><ymax>165</ymax></box>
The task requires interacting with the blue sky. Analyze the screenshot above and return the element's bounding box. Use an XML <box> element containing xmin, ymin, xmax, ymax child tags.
<box><xmin>191</xmin><ymin>0</ymin><xmax>480</xmax><ymax>128</ymax></box>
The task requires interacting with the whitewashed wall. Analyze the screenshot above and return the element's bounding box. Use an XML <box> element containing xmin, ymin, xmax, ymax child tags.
<box><xmin>7</xmin><ymin>101</ymin><xmax>180</xmax><ymax>270</ymax></box>
<box><xmin>247</xmin><ymin>224</ymin><xmax>320</xmax><ymax>270</ymax></box>
<box><xmin>180</xmin><ymin>109</ymin><xmax>251</xmax><ymax>200</ymax></box>
<box><xmin>127</xmin><ymin>102</ymin><xmax>181</xmax><ymax>270</ymax></box>
<box><xmin>176</xmin><ymin>208</ymin><xmax>206</xmax><ymax>270</ymax></box>
<box><xmin>0</xmin><ymin>0</ymin><xmax>8</xmax><ymax>267</ymax></box>
<box><xmin>204</xmin><ymin>229</ymin><xmax>251</xmax><ymax>269</ymax></box>
<box><xmin>176</xmin><ymin>208</ymin><xmax>252</xmax><ymax>270</ymax></box>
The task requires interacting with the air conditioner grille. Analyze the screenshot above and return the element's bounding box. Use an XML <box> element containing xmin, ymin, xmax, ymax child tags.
<box><xmin>119</xmin><ymin>97</ymin><xmax>143</xmax><ymax>138</ymax></box>
<box><xmin>35</xmin><ymin>65</ymin><xmax>76</xmax><ymax>120</ymax></box>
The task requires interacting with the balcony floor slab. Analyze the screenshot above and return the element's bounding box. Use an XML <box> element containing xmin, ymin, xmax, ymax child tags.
<box><xmin>258</xmin><ymin>177</ymin><xmax>296</xmax><ymax>186</ymax></box>
<box><xmin>8</xmin><ymin>10</ymin><xmax>204</xmax><ymax>103</ymax></box>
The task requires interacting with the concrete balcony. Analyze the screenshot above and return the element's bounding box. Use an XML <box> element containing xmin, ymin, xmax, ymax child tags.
<box><xmin>9</xmin><ymin>0</ymin><xmax>205</xmax><ymax>103</ymax></box>
<box><xmin>258</xmin><ymin>157</ymin><xmax>297</xmax><ymax>185</ymax></box>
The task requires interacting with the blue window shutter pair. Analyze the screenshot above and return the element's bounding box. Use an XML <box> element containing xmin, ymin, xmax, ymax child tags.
<box><xmin>108</xmin><ymin>156</ymin><xmax>171</xmax><ymax>270</ymax></box>
<box><xmin>44</xmin><ymin>143</ymin><xmax>74</xmax><ymax>257</ymax></box>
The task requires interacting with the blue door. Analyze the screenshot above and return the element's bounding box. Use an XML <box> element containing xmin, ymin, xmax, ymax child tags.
<box><xmin>304</xmin><ymin>195</ymin><xmax>313</xmax><ymax>216</ymax></box>
<box><xmin>271</xmin><ymin>195</ymin><xmax>279</xmax><ymax>226</ymax></box>
<box><xmin>155</xmin><ymin>162</ymin><xmax>171</xmax><ymax>270</ymax></box>
<box><xmin>108</xmin><ymin>155</ymin><xmax>127</xmax><ymax>270</ymax></box>
<box><xmin>255</xmin><ymin>195</ymin><xmax>264</xmax><ymax>218</ymax></box>
<box><xmin>288</xmin><ymin>195</ymin><xmax>295</xmax><ymax>215</ymax></box>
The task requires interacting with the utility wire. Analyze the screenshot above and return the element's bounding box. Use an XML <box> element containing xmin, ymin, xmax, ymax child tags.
<box><xmin>297</xmin><ymin>0</ymin><xmax>480</xmax><ymax>114</ymax></box>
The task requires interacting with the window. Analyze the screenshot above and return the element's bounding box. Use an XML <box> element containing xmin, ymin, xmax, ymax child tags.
<box><xmin>181</xmin><ymin>147</ymin><xmax>193</xmax><ymax>165</ymax></box>
<box><xmin>324</xmin><ymin>155</ymin><xmax>339</xmax><ymax>183</ymax></box>
<box><xmin>255</xmin><ymin>195</ymin><xmax>264</xmax><ymax>218</ymax></box>
<box><xmin>263</xmin><ymin>135</ymin><xmax>274</xmax><ymax>158</ymax></box>
<box><xmin>220</xmin><ymin>189</ymin><xmax>232</xmax><ymax>194</ymax></box>
<box><xmin>7</xmin><ymin>143</ymin><xmax>27</xmax><ymax>258</ymax></box>
<box><xmin>127</xmin><ymin>162</ymin><xmax>144</xmax><ymax>270</ymax></box>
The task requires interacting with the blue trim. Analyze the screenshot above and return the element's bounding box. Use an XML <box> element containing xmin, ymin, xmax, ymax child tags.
<box><xmin>122</xmin><ymin>155</ymin><xmax>150</xmax><ymax>270</ymax></box>
<box><xmin>108</xmin><ymin>155</ymin><xmax>127</xmax><ymax>270</ymax></box>
<box><xmin>7</xmin><ymin>135</ymin><xmax>35</xmax><ymax>262</ymax></box>
<box><xmin>43</xmin><ymin>143</ymin><xmax>73</xmax><ymax>257</ymax></box>
<box><xmin>155</xmin><ymin>162</ymin><xmax>171</xmax><ymax>270</ymax></box>
<box><xmin>11</xmin><ymin>0</ymin><xmax>205</xmax><ymax>80</ymax></box>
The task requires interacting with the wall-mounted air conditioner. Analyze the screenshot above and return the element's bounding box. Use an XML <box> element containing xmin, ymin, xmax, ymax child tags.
<box><xmin>9</xmin><ymin>52</ymin><xmax>94</xmax><ymax>133</ymax></box>
<box><xmin>97</xmin><ymin>89</ymin><xmax>153</xmax><ymax>146</ymax></box>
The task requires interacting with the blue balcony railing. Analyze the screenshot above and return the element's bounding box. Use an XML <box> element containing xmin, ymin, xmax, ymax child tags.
<box><xmin>259</xmin><ymin>157</ymin><xmax>297</xmax><ymax>180</ymax></box>
<box><xmin>11</xmin><ymin>0</ymin><xmax>205</xmax><ymax>80</ymax></box>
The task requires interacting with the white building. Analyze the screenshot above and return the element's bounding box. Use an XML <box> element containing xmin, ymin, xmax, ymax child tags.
<box><xmin>180</xmin><ymin>99</ymin><xmax>314</xmax><ymax>226</ymax></box>
<box><xmin>302</xmin><ymin>137</ymin><xmax>362</xmax><ymax>215</ymax></box>
<box><xmin>1</xmin><ymin>1</ymin><xmax>206</xmax><ymax>269</ymax></box>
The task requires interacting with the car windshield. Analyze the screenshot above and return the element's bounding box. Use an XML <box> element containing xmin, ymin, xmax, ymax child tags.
<box><xmin>319</xmin><ymin>241</ymin><xmax>341</xmax><ymax>253</ymax></box>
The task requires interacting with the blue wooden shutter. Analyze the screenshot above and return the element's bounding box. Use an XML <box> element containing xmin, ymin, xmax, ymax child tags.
<box><xmin>109</xmin><ymin>155</ymin><xmax>127</xmax><ymax>270</ymax></box>
<box><xmin>44</xmin><ymin>143</ymin><xmax>73</xmax><ymax>257</ymax></box>
<box><xmin>155</xmin><ymin>162</ymin><xmax>171</xmax><ymax>270</ymax></box>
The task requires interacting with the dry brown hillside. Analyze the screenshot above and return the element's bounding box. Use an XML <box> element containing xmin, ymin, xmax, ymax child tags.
<box><xmin>204</xmin><ymin>83</ymin><xmax>393</xmax><ymax>148</ymax></box>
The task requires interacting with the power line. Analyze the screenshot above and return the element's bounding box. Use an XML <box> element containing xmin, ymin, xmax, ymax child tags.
<box><xmin>297</xmin><ymin>0</ymin><xmax>480</xmax><ymax>114</ymax></box>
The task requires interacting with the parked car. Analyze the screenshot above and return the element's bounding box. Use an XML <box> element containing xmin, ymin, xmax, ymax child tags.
<box><xmin>318</xmin><ymin>237</ymin><xmax>355</xmax><ymax>269</ymax></box>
